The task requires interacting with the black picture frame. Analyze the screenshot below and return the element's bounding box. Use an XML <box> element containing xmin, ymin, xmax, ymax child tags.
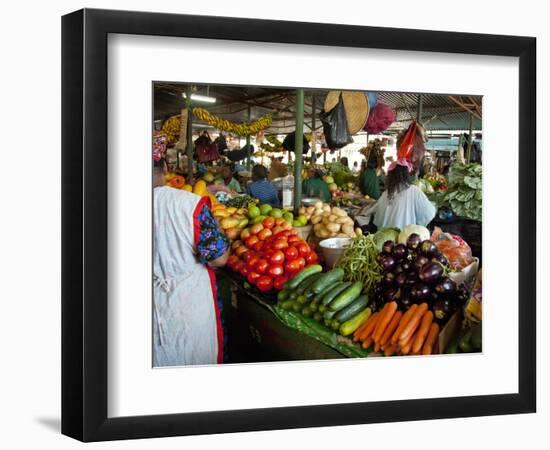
<box><xmin>62</xmin><ymin>8</ymin><xmax>536</xmax><ymax>442</ymax></box>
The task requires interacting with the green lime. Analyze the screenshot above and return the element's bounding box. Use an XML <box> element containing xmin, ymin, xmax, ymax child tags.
<box><xmin>259</xmin><ymin>204</ymin><xmax>272</xmax><ymax>215</ymax></box>
<box><xmin>283</xmin><ymin>212</ymin><xmax>294</xmax><ymax>223</ymax></box>
<box><xmin>297</xmin><ymin>214</ymin><xmax>308</xmax><ymax>225</ymax></box>
<box><xmin>269</xmin><ymin>208</ymin><xmax>283</xmax><ymax>218</ymax></box>
<box><xmin>292</xmin><ymin>220</ymin><xmax>302</xmax><ymax>227</ymax></box>
<box><xmin>248</xmin><ymin>205</ymin><xmax>260</xmax><ymax>219</ymax></box>
<box><xmin>291</xmin><ymin>302</ymin><xmax>302</xmax><ymax>313</ymax></box>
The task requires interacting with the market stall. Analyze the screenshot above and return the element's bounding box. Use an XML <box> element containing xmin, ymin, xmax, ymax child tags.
<box><xmin>154</xmin><ymin>84</ymin><xmax>483</xmax><ymax>362</ymax></box>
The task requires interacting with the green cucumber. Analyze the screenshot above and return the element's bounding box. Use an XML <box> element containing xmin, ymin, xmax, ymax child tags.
<box><xmin>329</xmin><ymin>281</ymin><xmax>363</xmax><ymax>311</ymax></box>
<box><xmin>279</xmin><ymin>300</ymin><xmax>294</xmax><ymax>310</ymax></box>
<box><xmin>339</xmin><ymin>307</ymin><xmax>372</xmax><ymax>336</ymax></box>
<box><xmin>311</xmin><ymin>268</ymin><xmax>345</xmax><ymax>294</ymax></box>
<box><xmin>284</xmin><ymin>264</ymin><xmax>323</xmax><ymax>290</ymax></box>
<box><xmin>312</xmin><ymin>281</ymin><xmax>342</xmax><ymax>303</ymax></box>
<box><xmin>291</xmin><ymin>301</ymin><xmax>302</xmax><ymax>313</ymax></box>
<box><xmin>330</xmin><ymin>319</ymin><xmax>341</xmax><ymax>331</ymax></box>
<box><xmin>277</xmin><ymin>289</ymin><xmax>291</xmax><ymax>302</ymax></box>
<box><xmin>334</xmin><ymin>295</ymin><xmax>369</xmax><ymax>323</ymax></box>
<box><xmin>296</xmin><ymin>294</ymin><xmax>309</xmax><ymax>305</ymax></box>
<box><xmin>458</xmin><ymin>328</ymin><xmax>473</xmax><ymax>353</ymax></box>
<box><xmin>321</xmin><ymin>282</ymin><xmax>352</xmax><ymax>306</ymax></box>
<box><xmin>296</xmin><ymin>272</ymin><xmax>324</xmax><ymax>295</ymax></box>
<box><xmin>323</xmin><ymin>309</ymin><xmax>337</xmax><ymax>320</ymax></box>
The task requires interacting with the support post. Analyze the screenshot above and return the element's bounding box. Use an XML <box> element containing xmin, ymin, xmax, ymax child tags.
<box><xmin>416</xmin><ymin>93</ymin><xmax>423</xmax><ymax>123</ymax></box>
<box><xmin>246</xmin><ymin>105</ymin><xmax>252</xmax><ymax>170</ymax></box>
<box><xmin>311</xmin><ymin>94</ymin><xmax>317</xmax><ymax>164</ymax></box>
<box><xmin>185</xmin><ymin>85</ymin><xmax>194</xmax><ymax>183</ymax></box>
<box><xmin>466</xmin><ymin>113</ymin><xmax>473</xmax><ymax>163</ymax></box>
<box><xmin>293</xmin><ymin>89</ymin><xmax>304</xmax><ymax>215</ymax></box>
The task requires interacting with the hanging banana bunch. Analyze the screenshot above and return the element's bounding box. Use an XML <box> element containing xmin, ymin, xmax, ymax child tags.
<box><xmin>160</xmin><ymin>116</ymin><xmax>181</xmax><ymax>145</ymax></box>
<box><xmin>193</xmin><ymin>107</ymin><xmax>272</xmax><ymax>136</ymax></box>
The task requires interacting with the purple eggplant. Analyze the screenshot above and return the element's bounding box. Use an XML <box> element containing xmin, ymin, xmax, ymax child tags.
<box><xmin>398</xmin><ymin>290</ymin><xmax>413</xmax><ymax>310</ymax></box>
<box><xmin>392</xmin><ymin>243</ymin><xmax>408</xmax><ymax>260</ymax></box>
<box><xmin>384</xmin><ymin>271</ymin><xmax>396</xmax><ymax>286</ymax></box>
<box><xmin>433</xmin><ymin>253</ymin><xmax>449</xmax><ymax>267</ymax></box>
<box><xmin>413</xmin><ymin>255</ymin><xmax>430</xmax><ymax>273</ymax></box>
<box><xmin>379</xmin><ymin>254</ymin><xmax>397</xmax><ymax>272</ymax></box>
<box><xmin>395</xmin><ymin>272</ymin><xmax>407</xmax><ymax>288</ymax></box>
<box><xmin>401</xmin><ymin>260</ymin><xmax>413</xmax><ymax>273</ymax></box>
<box><xmin>419</xmin><ymin>240</ymin><xmax>439</xmax><ymax>258</ymax></box>
<box><xmin>419</xmin><ymin>261</ymin><xmax>444</xmax><ymax>284</ymax></box>
<box><xmin>435</xmin><ymin>277</ymin><xmax>457</xmax><ymax>294</ymax></box>
<box><xmin>384</xmin><ymin>287</ymin><xmax>400</xmax><ymax>302</ymax></box>
<box><xmin>432</xmin><ymin>299</ymin><xmax>452</xmax><ymax>323</ymax></box>
<box><xmin>411</xmin><ymin>282</ymin><xmax>431</xmax><ymax>301</ymax></box>
<box><xmin>406</xmin><ymin>233</ymin><xmax>422</xmax><ymax>250</ymax></box>
<box><xmin>382</xmin><ymin>240</ymin><xmax>395</xmax><ymax>255</ymax></box>
<box><xmin>406</xmin><ymin>272</ymin><xmax>418</xmax><ymax>286</ymax></box>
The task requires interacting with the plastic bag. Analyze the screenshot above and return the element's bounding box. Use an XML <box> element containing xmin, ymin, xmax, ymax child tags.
<box><xmin>225</xmin><ymin>144</ymin><xmax>255</xmax><ymax>162</ymax></box>
<box><xmin>431</xmin><ymin>227</ymin><xmax>474</xmax><ymax>270</ymax></box>
<box><xmin>282</xmin><ymin>131</ymin><xmax>310</xmax><ymax>153</ymax></box>
<box><xmin>320</xmin><ymin>93</ymin><xmax>353</xmax><ymax>150</ymax></box>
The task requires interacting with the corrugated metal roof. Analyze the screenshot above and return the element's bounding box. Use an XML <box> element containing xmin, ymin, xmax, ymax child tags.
<box><xmin>154</xmin><ymin>83</ymin><xmax>482</xmax><ymax>135</ymax></box>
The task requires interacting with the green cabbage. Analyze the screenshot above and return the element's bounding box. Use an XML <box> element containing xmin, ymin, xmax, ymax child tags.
<box><xmin>373</xmin><ymin>227</ymin><xmax>400</xmax><ymax>251</ymax></box>
<box><xmin>397</xmin><ymin>224</ymin><xmax>430</xmax><ymax>244</ymax></box>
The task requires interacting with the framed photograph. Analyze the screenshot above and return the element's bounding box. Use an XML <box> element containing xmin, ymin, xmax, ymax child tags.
<box><xmin>62</xmin><ymin>8</ymin><xmax>536</xmax><ymax>442</ymax></box>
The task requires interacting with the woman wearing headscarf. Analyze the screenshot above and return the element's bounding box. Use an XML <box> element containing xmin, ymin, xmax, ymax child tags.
<box><xmin>366</xmin><ymin>159</ymin><xmax>436</xmax><ymax>230</ymax></box>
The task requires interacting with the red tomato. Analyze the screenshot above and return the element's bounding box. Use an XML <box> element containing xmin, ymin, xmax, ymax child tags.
<box><xmin>254</xmin><ymin>258</ymin><xmax>269</xmax><ymax>274</ymax></box>
<box><xmin>256</xmin><ymin>275</ymin><xmax>273</xmax><ymax>292</ymax></box>
<box><xmin>240</xmin><ymin>265</ymin><xmax>249</xmax><ymax>277</ymax></box>
<box><xmin>253</xmin><ymin>241</ymin><xmax>264</xmax><ymax>252</ymax></box>
<box><xmin>271</xmin><ymin>238</ymin><xmax>288</xmax><ymax>250</ymax></box>
<box><xmin>274</xmin><ymin>218</ymin><xmax>286</xmax><ymax>227</ymax></box>
<box><xmin>296</xmin><ymin>242</ymin><xmax>311</xmax><ymax>257</ymax></box>
<box><xmin>227</xmin><ymin>255</ymin><xmax>239</xmax><ymax>268</ymax></box>
<box><xmin>287</xmin><ymin>235</ymin><xmax>301</xmax><ymax>245</ymax></box>
<box><xmin>246</xmin><ymin>255</ymin><xmax>260</xmax><ymax>271</ymax></box>
<box><xmin>271</xmin><ymin>225</ymin><xmax>284</xmax><ymax>235</ymax></box>
<box><xmin>247</xmin><ymin>271</ymin><xmax>261</xmax><ymax>285</ymax></box>
<box><xmin>268</xmin><ymin>250</ymin><xmax>285</xmax><ymax>265</ymax></box>
<box><xmin>257</xmin><ymin>228</ymin><xmax>273</xmax><ymax>241</ymax></box>
<box><xmin>305</xmin><ymin>252</ymin><xmax>318</xmax><ymax>265</ymax></box>
<box><xmin>284</xmin><ymin>259</ymin><xmax>302</xmax><ymax>274</ymax></box>
<box><xmin>273</xmin><ymin>275</ymin><xmax>289</xmax><ymax>290</ymax></box>
<box><xmin>262</xmin><ymin>217</ymin><xmax>275</xmax><ymax>229</ymax></box>
<box><xmin>276</xmin><ymin>229</ymin><xmax>292</xmax><ymax>238</ymax></box>
<box><xmin>233</xmin><ymin>245</ymin><xmax>247</xmax><ymax>258</ymax></box>
<box><xmin>296</xmin><ymin>256</ymin><xmax>306</xmax><ymax>270</ymax></box>
<box><xmin>267</xmin><ymin>264</ymin><xmax>284</xmax><ymax>277</ymax></box>
<box><xmin>308</xmin><ymin>242</ymin><xmax>317</xmax><ymax>251</ymax></box>
<box><xmin>284</xmin><ymin>246</ymin><xmax>299</xmax><ymax>261</ymax></box>
<box><xmin>243</xmin><ymin>250</ymin><xmax>256</xmax><ymax>263</ymax></box>
<box><xmin>245</xmin><ymin>235</ymin><xmax>259</xmax><ymax>249</ymax></box>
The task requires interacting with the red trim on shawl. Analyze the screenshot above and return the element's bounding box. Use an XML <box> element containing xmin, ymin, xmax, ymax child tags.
<box><xmin>192</xmin><ymin>195</ymin><xmax>224</xmax><ymax>363</ymax></box>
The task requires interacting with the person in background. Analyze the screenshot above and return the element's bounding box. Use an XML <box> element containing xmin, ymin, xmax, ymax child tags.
<box><xmin>153</xmin><ymin>153</ymin><xmax>230</xmax><ymax>367</ymax></box>
<box><xmin>359</xmin><ymin>155</ymin><xmax>381</xmax><ymax>200</ymax></box>
<box><xmin>302</xmin><ymin>167</ymin><xmax>331</xmax><ymax>202</ymax></box>
<box><xmin>366</xmin><ymin>159</ymin><xmax>435</xmax><ymax>230</ymax></box>
<box><xmin>246</xmin><ymin>164</ymin><xmax>280</xmax><ymax>206</ymax></box>
<box><xmin>221</xmin><ymin>166</ymin><xmax>241</xmax><ymax>193</ymax></box>
<box><xmin>268</xmin><ymin>156</ymin><xmax>288</xmax><ymax>180</ymax></box>
<box><xmin>340</xmin><ymin>156</ymin><xmax>349</xmax><ymax>168</ymax></box>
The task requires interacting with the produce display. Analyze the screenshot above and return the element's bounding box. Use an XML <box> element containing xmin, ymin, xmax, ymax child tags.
<box><xmin>276</xmin><ymin>267</ymin><xmax>372</xmax><ymax>337</ymax></box>
<box><xmin>431</xmin><ymin>227</ymin><xmax>475</xmax><ymax>270</ymax></box>
<box><xmin>335</xmin><ymin>234</ymin><xmax>382</xmax><ymax>296</ymax></box>
<box><xmin>309</xmin><ymin>201</ymin><xmax>359</xmax><ymax>239</ymax></box>
<box><xmin>428</xmin><ymin>163</ymin><xmax>482</xmax><ymax>221</ymax></box>
<box><xmin>211</xmin><ymin>204</ymin><xmax>249</xmax><ymax>240</ymax></box>
<box><xmin>227</xmin><ymin>227</ymin><xmax>320</xmax><ymax>293</ymax></box>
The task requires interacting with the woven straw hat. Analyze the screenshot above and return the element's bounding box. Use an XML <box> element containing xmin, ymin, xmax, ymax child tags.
<box><xmin>324</xmin><ymin>91</ymin><xmax>369</xmax><ymax>134</ymax></box>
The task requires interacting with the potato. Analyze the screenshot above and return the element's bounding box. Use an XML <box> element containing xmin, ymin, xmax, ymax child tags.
<box><xmin>311</xmin><ymin>215</ymin><xmax>323</xmax><ymax>225</ymax></box>
<box><xmin>314</xmin><ymin>201</ymin><xmax>323</xmax><ymax>209</ymax></box>
<box><xmin>322</xmin><ymin>204</ymin><xmax>331</xmax><ymax>213</ymax></box>
<box><xmin>329</xmin><ymin>231</ymin><xmax>338</xmax><ymax>237</ymax></box>
<box><xmin>328</xmin><ymin>214</ymin><xmax>338</xmax><ymax>222</ymax></box>
<box><xmin>318</xmin><ymin>228</ymin><xmax>330</xmax><ymax>238</ymax></box>
<box><xmin>306</xmin><ymin>206</ymin><xmax>315</xmax><ymax>214</ymax></box>
<box><xmin>322</xmin><ymin>216</ymin><xmax>330</xmax><ymax>225</ymax></box>
<box><xmin>314</xmin><ymin>208</ymin><xmax>324</xmax><ymax>216</ymax></box>
<box><xmin>313</xmin><ymin>223</ymin><xmax>323</xmax><ymax>233</ymax></box>
<box><xmin>299</xmin><ymin>207</ymin><xmax>306</xmax><ymax>215</ymax></box>
<box><xmin>335</xmin><ymin>216</ymin><xmax>349</xmax><ymax>224</ymax></box>
<box><xmin>342</xmin><ymin>223</ymin><xmax>354</xmax><ymax>236</ymax></box>
<box><xmin>322</xmin><ymin>211</ymin><xmax>332</xmax><ymax>218</ymax></box>
<box><xmin>332</xmin><ymin>207</ymin><xmax>347</xmax><ymax>217</ymax></box>
<box><xmin>355</xmin><ymin>227</ymin><xmax>363</xmax><ymax>236</ymax></box>
<box><xmin>326</xmin><ymin>222</ymin><xmax>341</xmax><ymax>233</ymax></box>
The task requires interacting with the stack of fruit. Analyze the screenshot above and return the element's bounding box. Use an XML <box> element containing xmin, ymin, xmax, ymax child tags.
<box><xmin>246</xmin><ymin>203</ymin><xmax>303</xmax><ymax>226</ymax></box>
<box><xmin>211</xmin><ymin>204</ymin><xmax>249</xmax><ymax>240</ymax></box>
<box><xmin>309</xmin><ymin>202</ymin><xmax>359</xmax><ymax>239</ymax></box>
<box><xmin>227</xmin><ymin>226</ymin><xmax>319</xmax><ymax>293</ymax></box>
<box><xmin>164</xmin><ymin>175</ymin><xmax>218</xmax><ymax>204</ymax></box>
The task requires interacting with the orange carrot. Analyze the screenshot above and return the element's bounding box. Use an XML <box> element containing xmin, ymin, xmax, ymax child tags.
<box><xmin>400</xmin><ymin>330</ymin><xmax>416</xmax><ymax>355</ymax></box>
<box><xmin>358</xmin><ymin>312</ymin><xmax>380</xmax><ymax>341</ymax></box>
<box><xmin>391</xmin><ymin>304</ymin><xmax>418</xmax><ymax>344</ymax></box>
<box><xmin>353</xmin><ymin>312</ymin><xmax>377</xmax><ymax>342</ymax></box>
<box><xmin>373</xmin><ymin>301</ymin><xmax>398</xmax><ymax>343</ymax></box>
<box><xmin>411</xmin><ymin>310</ymin><xmax>434</xmax><ymax>354</ymax></box>
<box><xmin>384</xmin><ymin>344</ymin><xmax>397</xmax><ymax>356</ymax></box>
<box><xmin>421</xmin><ymin>323</ymin><xmax>440</xmax><ymax>355</ymax></box>
<box><xmin>379</xmin><ymin>310</ymin><xmax>403</xmax><ymax>348</ymax></box>
<box><xmin>398</xmin><ymin>303</ymin><xmax>429</xmax><ymax>342</ymax></box>
<box><xmin>361</xmin><ymin>336</ymin><xmax>374</xmax><ymax>349</ymax></box>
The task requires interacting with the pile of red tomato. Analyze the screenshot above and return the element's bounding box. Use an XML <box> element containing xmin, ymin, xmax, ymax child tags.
<box><xmin>226</xmin><ymin>218</ymin><xmax>319</xmax><ymax>293</ymax></box>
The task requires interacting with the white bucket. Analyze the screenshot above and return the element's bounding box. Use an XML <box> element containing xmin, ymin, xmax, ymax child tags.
<box><xmin>319</xmin><ymin>237</ymin><xmax>352</xmax><ymax>268</ymax></box>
